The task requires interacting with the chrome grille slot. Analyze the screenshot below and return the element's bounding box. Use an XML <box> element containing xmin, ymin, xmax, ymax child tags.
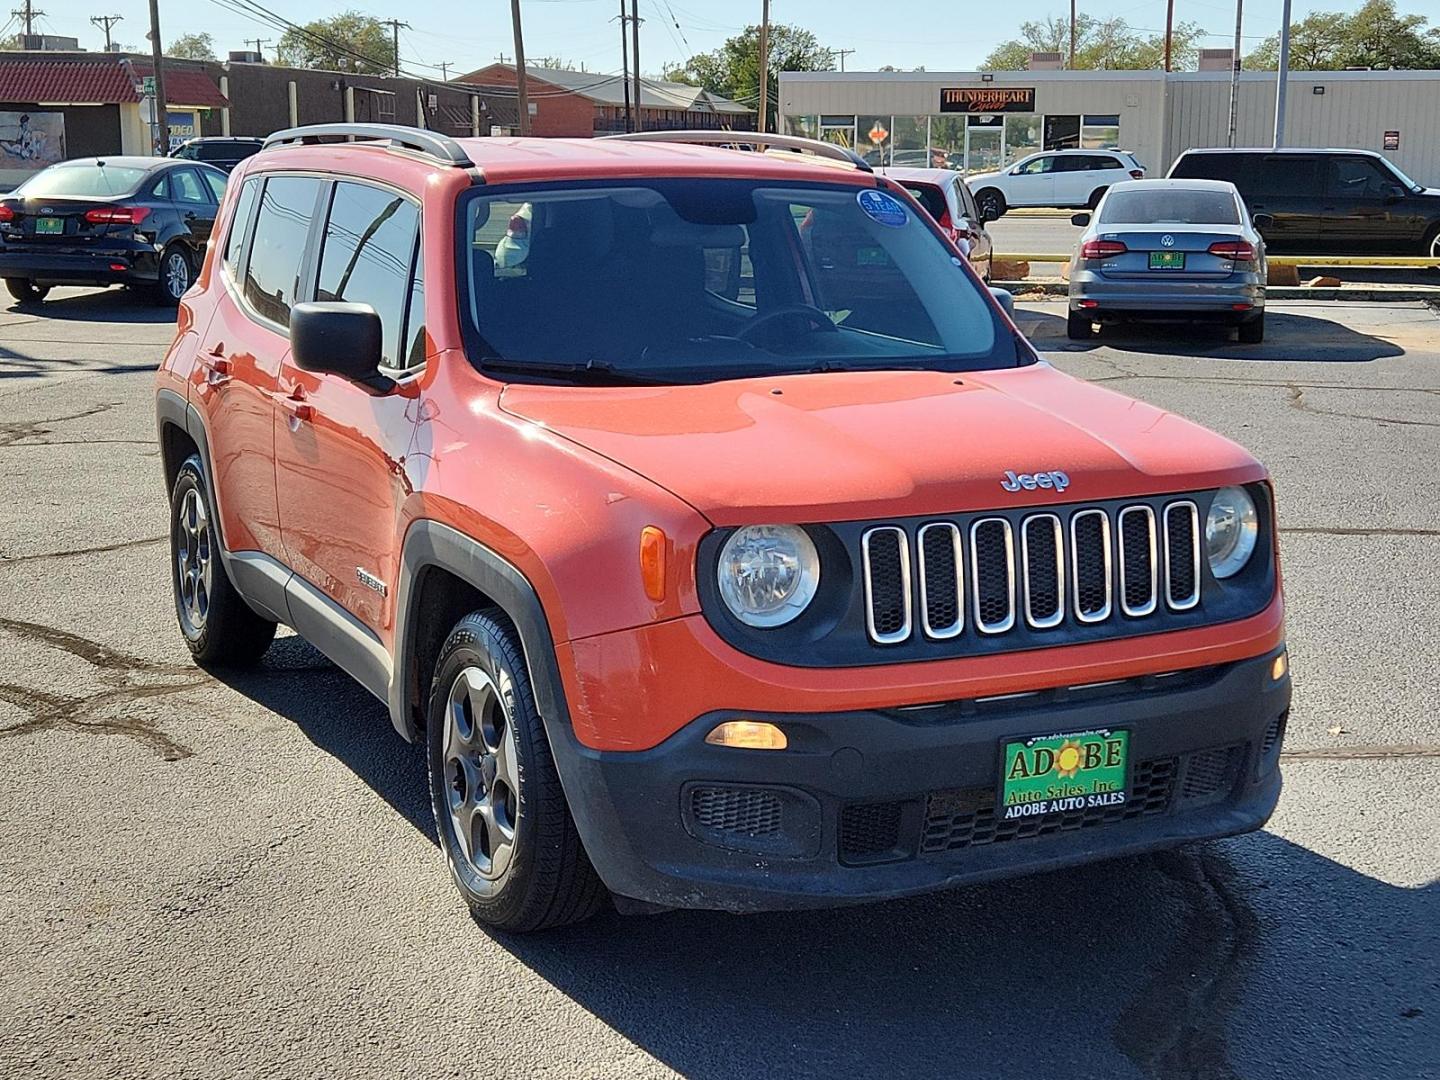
<box><xmin>862</xmin><ymin>526</ymin><xmax>912</xmax><ymax>644</ymax></box>
<box><xmin>1020</xmin><ymin>513</ymin><xmax>1064</xmax><ymax>629</ymax></box>
<box><xmin>1070</xmin><ymin>509</ymin><xmax>1112</xmax><ymax>623</ymax></box>
<box><xmin>1163</xmin><ymin>501</ymin><xmax>1201</xmax><ymax>610</ymax></box>
<box><xmin>969</xmin><ymin>518</ymin><xmax>1016</xmax><ymax>634</ymax></box>
<box><xmin>918</xmin><ymin>522</ymin><xmax>963</xmax><ymax>639</ymax></box>
<box><xmin>1118</xmin><ymin>505</ymin><xmax>1158</xmax><ymax>617</ymax></box>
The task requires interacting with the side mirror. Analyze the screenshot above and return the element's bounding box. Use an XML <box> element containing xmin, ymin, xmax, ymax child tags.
<box><xmin>290</xmin><ymin>301</ymin><xmax>394</xmax><ymax>394</ymax></box>
<box><xmin>1252</xmin><ymin>212</ymin><xmax>1274</xmax><ymax>230</ymax></box>
<box><xmin>1071</xmin><ymin>212</ymin><xmax>1092</xmax><ymax>227</ymax></box>
<box><xmin>989</xmin><ymin>286</ymin><xmax>1014</xmax><ymax>317</ymax></box>
<box><xmin>1382</xmin><ymin>183</ymin><xmax>1406</xmax><ymax>203</ymax></box>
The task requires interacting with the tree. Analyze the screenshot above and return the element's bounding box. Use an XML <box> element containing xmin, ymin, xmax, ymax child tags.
<box><xmin>662</xmin><ymin>24</ymin><xmax>834</xmax><ymax>130</ymax></box>
<box><xmin>983</xmin><ymin>13</ymin><xmax>1207</xmax><ymax>70</ymax></box>
<box><xmin>1246</xmin><ymin>0</ymin><xmax>1440</xmax><ymax>70</ymax></box>
<box><xmin>276</xmin><ymin>11</ymin><xmax>395</xmax><ymax>75</ymax></box>
<box><xmin>167</xmin><ymin>32</ymin><xmax>217</xmax><ymax>61</ymax></box>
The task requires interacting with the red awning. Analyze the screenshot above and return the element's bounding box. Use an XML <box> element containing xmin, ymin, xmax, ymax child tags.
<box><xmin>0</xmin><ymin>59</ymin><xmax>228</xmax><ymax>108</ymax></box>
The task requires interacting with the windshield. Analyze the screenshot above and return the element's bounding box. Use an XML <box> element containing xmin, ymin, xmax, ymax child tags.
<box><xmin>1100</xmin><ymin>188</ymin><xmax>1240</xmax><ymax>226</ymax></box>
<box><xmin>459</xmin><ymin>179</ymin><xmax>1012</xmax><ymax>384</ymax></box>
<box><xmin>16</xmin><ymin>162</ymin><xmax>148</xmax><ymax>197</ymax></box>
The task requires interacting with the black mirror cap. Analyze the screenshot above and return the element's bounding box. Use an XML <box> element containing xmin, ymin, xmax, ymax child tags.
<box><xmin>1252</xmin><ymin>212</ymin><xmax>1274</xmax><ymax>231</ymax></box>
<box><xmin>1383</xmin><ymin>183</ymin><xmax>1407</xmax><ymax>202</ymax></box>
<box><xmin>290</xmin><ymin>301</ymin><xmax>394</xmax><ymax>394</ymax></box>
<box><xmin>1071</xmin><ymin>212</ymin><xmax>1092</xmax><ymax>227</ymax></box>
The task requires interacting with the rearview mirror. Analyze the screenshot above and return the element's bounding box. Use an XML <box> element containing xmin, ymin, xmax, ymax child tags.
<box><xmin>290</xmin><ymin>302</ymin><xmax>394</xmax><ymax>394</ymax></box>
<box><xmin>1252</xmin><ymin>212</ymin><xmax>1274</xmax><ymax>230</ymax></box>
<box><xmin>989</xmin><ymin>286</ymin><xmax>1014</xmax><ymax>317</ymax></box>
<box><xmin>1071</xmin><ymin>213</ymin><xmax>1091</xmax><ymax>227</ymax></box>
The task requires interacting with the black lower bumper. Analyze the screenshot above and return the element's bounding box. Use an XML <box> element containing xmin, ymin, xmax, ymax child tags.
<box><xmin>552</xmin><ymin>647</ymin><xmax>1290</xmax><ymax>912</ymax></box>
<box><xmin>0</xmin><ymin>247</ymin><xmax>160</xmax><ymax>287</ymax></box>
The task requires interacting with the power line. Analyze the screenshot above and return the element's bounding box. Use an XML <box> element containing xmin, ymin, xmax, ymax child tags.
<box><xmin>90</xmin><ymin>12</ymin><xmax>122</xmax><ymax>51</ymax></box>
<box><xmin>248</xmin><ymin>36</ymin><xmax>269</xmax><ymax>59</ymax></box>
<box><xmin>12</xmin><ymin>0</ymin><xmax>44</xmax><ymax>38</ymax></box>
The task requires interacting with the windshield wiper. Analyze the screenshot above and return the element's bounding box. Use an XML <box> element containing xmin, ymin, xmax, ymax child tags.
<box><xmin>478</xmin><ymin>357</ymin><xmax>674</xmax><ymax>386</ymax></box>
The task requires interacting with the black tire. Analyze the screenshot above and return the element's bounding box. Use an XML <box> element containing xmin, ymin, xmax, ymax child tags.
<box><xmin>1237</xmin><ymin>312</ymin><xmax>1265</xmax><ymax>344</ymax></box>
<box><xmin>1087</xmin><ymin>186</ymin><xmax>1108</xmax><ymax>209</ymax></box>
<box><xmin>169</xmin><ymin>454</ymin><xmax>276</xmax><ymax>666</ymax></box>
<box><xmin>154</xmin><ymin>244</ymin><xmax>192</xmax><ymax>305</ymax></box>
<box><xmin>1067</xmin><ymin>310</ymin><xmax>1094</xmax><ymax>340</ymax></box>
<box><xmin>975</xmin><ymin>188</ymin><xmax>1006</xmax><ymax>222</ymax></box>
<box><xmin>5</xmin><ymin>278</ymin><xmax>49</xmax><ymax>303</ymax></box>
<box><xmin>427</xmin><ymin>610</ymin><xmax>607</xmax><ymax>933</ymax></box>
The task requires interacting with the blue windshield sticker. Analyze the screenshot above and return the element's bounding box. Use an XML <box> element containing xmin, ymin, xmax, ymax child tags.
<box><xmin>857</xmin><ymin>189</ymin><xmax>908</xmax><ymax>228</ymax></box>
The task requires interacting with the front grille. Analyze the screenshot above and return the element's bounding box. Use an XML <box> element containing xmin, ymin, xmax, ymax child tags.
<box><xmin>921</xmin><ymin>757</ymin><xmax>1178</xmax><ymax>853</ymax></box>
<box><xmin>839</xmin><ymin>801</ymin><xmax>906</xmax><ymax>864</ymax></box>
<box><xmin>1180</xmin><ymin>745</ymin><xmax>1242</xmax><ymax>802</ymax></box>
<box><xmin>861</xmin><ymin>498</ymin><xmax>1204</xmax><ymax>645</ymax></box>
<box><xmin>690</xmin><ymin>787</ymin><xmax>782</xmax><ymax>837</ymax></box>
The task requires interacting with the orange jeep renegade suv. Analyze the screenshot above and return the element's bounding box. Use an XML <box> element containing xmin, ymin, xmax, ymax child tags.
<box><xmin>155</xmin><ymin>125</ymin><xmax>1289</xmax><ymax>931</ymax></box>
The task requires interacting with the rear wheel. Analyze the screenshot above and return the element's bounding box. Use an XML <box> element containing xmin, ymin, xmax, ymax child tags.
<box><xmin>1087</xmin><ymin>186</ymin><xmax>1108</xmax><ymax>209</ymax></box>
<box><xmin>5</xmin><ymin>278</ymin><xmax>49</xmax><ymax>303</ymax></box>
<box><xmin>154</xmin><ymin>245</ymin><xmax>192</xmax><ymax>305</ymax></box>
<box><xmin>975</xmin><ymin>188</ymin><xmax>1006</xmax><ymax>222</ymax></box>
<box><xmin>1067</xmin><ymin>311</ymin><xmax>1094</xmax><ymax>340</ymax></box>
<box><xmin>427</xmin><ymin>611</ymin><xmax>607</xmax><ymax>932</ymax></box>
<box><xmin>1424</xmin><ymin>225</ymin><xmax>1440</xmax><ymax>264</ymax></box>
<box><xmin>1237</xmin><ymin>312</ymin><xmax>1265</xmax><ymax>344</ymax></box>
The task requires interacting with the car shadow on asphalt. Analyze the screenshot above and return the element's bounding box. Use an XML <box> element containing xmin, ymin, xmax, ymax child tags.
<box><xmin>2</xmin><ymin>287</ymin><xmax>178</xmax><ymax>324</ymax></box>
<box><xmin>216</xmin><ymin>639</ymin><xmax>1438</xmax><ymax>1079</ymax></box>
<box><xmin>1016</xmin><ymin>308</ymin><xmax>1404</xmax><ymax>363</ymax></box>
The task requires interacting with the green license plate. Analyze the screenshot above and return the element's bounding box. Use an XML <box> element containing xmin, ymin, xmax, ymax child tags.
<box><xmin>35</xmin><ymin>217</ymin><xmax>63</xmax><ymax>235</ymax></box>
<box><xmin>999</xmin><ymin>729</ymin><xmax>1129</xmax><ymax>821</ymax></box>
<box><xmin>1149</xmin><ymin>250</ymin><xmax>1185</xmax><ymax>270</ymax></box>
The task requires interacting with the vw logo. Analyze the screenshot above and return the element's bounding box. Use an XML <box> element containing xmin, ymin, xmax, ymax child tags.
<box><xmin>1161</xmin><ymin>234</ymin><xmax>1176</xmax><ymax>247</ymax></box>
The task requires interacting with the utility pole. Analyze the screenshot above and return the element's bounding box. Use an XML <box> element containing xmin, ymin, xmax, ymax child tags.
<box><xmin>510</xmin><ymin>0</ymin><xmax>530</xmax><ymax>136</ymax></box>
<box><xmin>757</xmin><ymin>0</ymin><xmax>770</xmax><ymax>134</ymax></box>
<box><xmin>1163</xmin><ymin>0</ymin><xmax>1175</xmax><ymax>71</ymax></box>
<box><xmin>630</xmin><ymin>0</ymin><xmax>642</xmax><ymax>133</ymax></box>
<box><xmin>616</xmin><ymin>0</ymin><xmax>632</xmax><ymax>133</ymax></box>
<box><xmin>248</xmin><ymin>37</ymin><xmax>269</xmax><ymax>61</ymax></box>
<box><xmin>438</xmin><ymin>61</ymin><xmax>451</xmax><ymax>80</ymax></box>
<box><xmin>1069</xmin><ymin>0</ymin><xmax>1076</xmax><ymax>68</ymax></box>
<box><xmin>831</xmin><ymin>47</ymin><xmax>855</xmax><ymax>72</ymax></box>
<box><xmin>146</xmin><ymin>0</ymin><xmax>167</xmax><ymax>155</ymax></box>
<box><xmin>1273</xmin><ymin>0</ymin><xmax>1292</xmax><ymax>147</ymax></box>
<box><xmin>15</xmin><ymin>0</ymin><xmax>44</xmax><ymax>40</ymax></box>
<box><xmin>90</xmin><ymin>13</ymin><xmax>122</xmax><ymax>51</ymax></box>
<box><xmin>382</xmin><ymin>19</ymin><xmax>410</xmax><ymax>78</ymax></box>
<box><xmin>1226</xmin><ymin>0</ymin><xmax>1243</xmax><ymax>147</ymax></box>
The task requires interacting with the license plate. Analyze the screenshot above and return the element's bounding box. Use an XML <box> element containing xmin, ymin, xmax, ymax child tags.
<box><xmin>35</xmin><ymin>217</ymin><xmax>63</xmax><ymax>235</ymax></box>
<box><xmin>999</xmin><ymin>729</ymin><xmax>1129</xmax><ymax>821</ymax></box>
<box><xmin>1149</xmin><ymin>250</ymin><xmax>1185</xmax><ymax>270</ymax></box>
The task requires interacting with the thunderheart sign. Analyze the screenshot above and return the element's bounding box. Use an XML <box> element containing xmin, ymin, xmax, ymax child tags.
<box><xmin>999</xmin><ymin>729</ymin><xmax>1129</xmax><ymax>820</ymax></box>
<box><xmin>940</xmin><ymin>87</ymin><xmax>1036</xmax><ymax>113</ymax></box>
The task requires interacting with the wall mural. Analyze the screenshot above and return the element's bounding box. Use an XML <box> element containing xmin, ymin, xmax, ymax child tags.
<box><xmin>0</xmin><ymin>111</ymin><xmax>67</xmax><ymax>171</ymax></box>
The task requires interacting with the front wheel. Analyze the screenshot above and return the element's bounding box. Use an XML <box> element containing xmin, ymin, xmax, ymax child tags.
<box><xmin>5</xmin><ymin>278</ymin><xmax>49</xmax><ymax>303</ymax></box>
<box><xmin>154</xmin><ymin>245</ymin><xmax>192</xmax><ymax>305</ymax></box>
<box><xmin>427</xmin><ymin>611</ymin><xmax>607</xmax><ymax>932</ymax></box>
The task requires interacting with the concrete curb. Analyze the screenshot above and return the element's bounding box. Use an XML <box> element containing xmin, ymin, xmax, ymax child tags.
<box><xmin>994</xmin><ymin>281</ymin><xmax>1440</xmax><ymax>303</ymax></box>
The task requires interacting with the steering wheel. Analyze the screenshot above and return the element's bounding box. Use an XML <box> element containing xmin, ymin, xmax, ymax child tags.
<box><xmin>736</xmin><ymin>304</ymin><xmax>839</xmax><ymax>343</ymax></box>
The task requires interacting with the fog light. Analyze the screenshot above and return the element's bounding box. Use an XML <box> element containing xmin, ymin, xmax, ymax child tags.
<box><xmin>1271</xmin><ymin>651</ymin><xmax>1288</xmax><ymax>681</ymax></box>
<box><xmin>705</xmin><ymin>720</ymin><xmax>787</xmax><ymax>750</ymax></box>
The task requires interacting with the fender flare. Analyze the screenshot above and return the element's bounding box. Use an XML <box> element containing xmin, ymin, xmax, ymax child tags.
<box><xmin>389</xmin><ymin>520</ymin><xmax>571</xmax><ymax>745</ymax></box>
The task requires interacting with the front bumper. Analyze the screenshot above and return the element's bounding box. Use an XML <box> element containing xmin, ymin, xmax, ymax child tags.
<box><xmin>552</xmin><ymin>646</ymin><xmax>1290</xmax><ymax>912</ymax></box>
<box><xmin>1069</xmin><ymin>270</ymin><xmax>1264</xmax><ymax>319</ymax></box>
<box><xmin>0</xmin><ymin>244</ymin><xmax>161</xmax><ymax>286</ymax></box>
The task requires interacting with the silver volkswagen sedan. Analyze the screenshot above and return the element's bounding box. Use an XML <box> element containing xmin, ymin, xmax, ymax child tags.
<box><xmin>1066</xmin><ymin>179</ymin><xmax>1269</xmax><ymax>343</ymax></box>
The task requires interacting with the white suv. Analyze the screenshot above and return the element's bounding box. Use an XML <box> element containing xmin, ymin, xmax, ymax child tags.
<box><xmin>967</xmin><ymin>149</ymin><xmax>1146</xmax><ymax>220</ymax></box>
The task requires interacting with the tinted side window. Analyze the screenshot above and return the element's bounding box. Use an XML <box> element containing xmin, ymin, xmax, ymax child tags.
<box><xmin>401</xmin><ymin>240</ymin><xmax>426</xmax><ymax>370</ymax></box>
<box><xmin>200</xmin><ymin>169</ymin><xmax>226</xmax><ymax>203</ymax></box>
<box><xmin>1171</xmin><ymin>153</ymin><xmax>1237</xmax><ymax>180</ymax></box>
<box><xmin>1255</xmin><ymin>156</ymin><xmax>1323</xmax><ymax>196</ymax></box>
<box><xmin>223</xmin><ymin>177</ymin><xmax>260</xmax><ymax>275</ymax></box>
<box><xmin>958</xmin><ymin>181</ymin><xmax>980</xmax><ymax>220</ymax></box>
<box><xmin>1328</xmin><ymin>156</ymin><xmax>1392</xmax><ymax>198</ymax></box>
<box><xmin>243</xmin><ymin>175</ymin><xmax>322</xmax><ymax>327</ymax></box>
<box><xmin>1086</xmin><ymin>155</ymin><xmax>1121</xmax><ymax>171</ymax></box>
<box><xmin>315</xmin><ymin>181</ymin><xmax>420</xmax><ymax>369</ymax></box>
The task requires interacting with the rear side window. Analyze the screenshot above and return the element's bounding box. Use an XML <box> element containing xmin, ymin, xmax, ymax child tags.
<box><xmin>168</xmin><ymin>168</ymin><xmax>210</xmax><ymax>205</ymax></box>
<box><xmin>1254</xmin><ymin>156</ymin><xmax>1322</xmax><ymax>196</ymax></box>
<box><xmin>244</xmin><ymin>175</ymin><xmax>323</xmax><ymax>327</ymax></box>
<box><xmin>1171</xmin><ymin>153</ymin><xmax>1235</xmax><ymax>180</ymax></box>
<box><xmin>200</xmin><ymin>169</ymin><xmax>226</xmax><ymax>202</ymax></box>
<box><xmin>222</xmin><ymin>177</ymin><xmax>260</xmax><ymax>275</ymax></box>
<box><xmin>316</xmin><ymin>181</ymin><xmax>420</xmax><ymax>370</ymax></box>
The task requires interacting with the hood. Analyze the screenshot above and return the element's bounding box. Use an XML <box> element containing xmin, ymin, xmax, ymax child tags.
<box><xmin>966</xmin><ymin>170</ymin><xmax>1002</xmax><ymax>186</ymax></box>
<box><xmin>498</xmin><ymin>365</ymin><xmax>1266</xmax><ymax>525</ymax></box>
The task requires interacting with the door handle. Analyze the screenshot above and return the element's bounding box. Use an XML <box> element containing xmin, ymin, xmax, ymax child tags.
<box><xmin>279</xmin><ymin>388</ymin><xmax>312</xmax><ymax>423</ymax></box>
<box><xmin>199</xmin><ymin>345</ymin><xmax>231</xmax><ymax>385</ymax></box>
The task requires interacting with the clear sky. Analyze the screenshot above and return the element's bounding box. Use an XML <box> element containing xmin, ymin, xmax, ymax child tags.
<box><xmin>5</xmin><ymin>0</ymin><xmax>1402</xmax><ymax>81</ymax></box>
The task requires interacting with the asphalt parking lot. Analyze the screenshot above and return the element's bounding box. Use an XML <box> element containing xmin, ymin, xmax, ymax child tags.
<box><xmin>1</xmin><ymin>288</ymin><xmax>1437</xmax><ymax>1080</ymax></box>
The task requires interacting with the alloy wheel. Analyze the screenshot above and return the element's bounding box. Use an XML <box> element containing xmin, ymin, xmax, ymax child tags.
<box><xmin>165</xmin><ymin>251</ymin><xmax>190</xmax><ymax>299</ymax></box>
<box><xmin>1430</xmin><ymin>232</ymin><xmax>1440</xmax><ymax>260</ymax></box>
<box><xmin>443</xmin><ymin>665</ymin><xmax>520</xmax><ymax>880</ymax></box>
<box><xmin>175</xmin><ymin>487</ymin><xmax>213</xmax><ymax>637</ymax></box>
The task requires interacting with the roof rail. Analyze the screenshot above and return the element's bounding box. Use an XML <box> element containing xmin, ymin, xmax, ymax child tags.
<box><xmin>262</xmin><ymin>123</ymin><xmax>473</xmax><ymax>167</ymax></box>
<box><xmin>599</xmin><ymin>130</ymin><xmax>873</xmax><ymax>173</ymax></box>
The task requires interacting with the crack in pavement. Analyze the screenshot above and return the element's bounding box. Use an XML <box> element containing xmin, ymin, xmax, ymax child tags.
<box><xmin>0</xmin><ymin>535</ymin><xmax>166</xmax><ymax>564</ymax></box>
<box><xmin>159</xmin><ymin>823</ymin><xmax>313</xmax><ymax>919</ymax></box>
<box><xmin>1286</xmin><ymin>384</ymin><xmax>1440</xmax><ymax>428</ymax></box>
<box><xmin>0</xmin><ymin>617</ymin><xmax>204</xmax><ymax>760</ymax></box>
<box><xmin>1113</xmin><ymin>849</ymin><xmax>1257</xmax><ymax>1080</ymax></box>
<box><xmin>1281</xmin><ymin>744</ymin><xmax>1440</xmax><ymax>761</ymax></box>
<box><xmin>0</xmin><ymin>402</ymin><xmax>119</xmax><ymax>447</ymax></box>
<box><xmin>1279</xmin><ymin>526</ymin><xmax>1440</xmax><ymax>537</ymax></box>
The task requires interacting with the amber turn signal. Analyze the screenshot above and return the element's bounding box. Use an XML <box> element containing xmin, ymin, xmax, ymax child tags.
<box><xmin>1271</xmin><ymin>650</ymin><xmax>1288</xmax><ymax>682</ymax></box>
<box><xmin>705</xmin><ymin>720</ymin><xmax>788</xmax><ymax>750</ymax></box>
<box><xmin>639</xmin><ymin>526</ymin><xmax>667</xmax><ymax>601</ymax></box>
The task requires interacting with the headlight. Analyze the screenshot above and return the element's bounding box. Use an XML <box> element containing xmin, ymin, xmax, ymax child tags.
<box><xmin>1205</xmin><ymin>486</ymin><xmax>1259</xmax><ymax>579</ymax></box>
<box><xmin>716</xmin><ymin>525</ymin><xmax>820</xmax><ymax>627</ymax></box>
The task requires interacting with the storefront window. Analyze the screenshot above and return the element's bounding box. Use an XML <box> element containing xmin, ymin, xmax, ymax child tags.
<box><xmin>858</xmin><ymin>115</ymin><xmax>891</xmax><ymax>165</ymax></box>
<box><xmin>786</xmin><ymin>115</ymin><xmax>818</xmax><ymax>139</ymax></box>
<box><xmin>1044</xmin><ymin>115</ymin><xmax>1080</xmax><ymax>151</ymax></box>
<box><xmin>891</xmin><ymin>116</ymin><xmax>930</xmax><ymax>167</ymax></box>
<box><xmin>964</xmin><ymin>114</ymin><xmax>1004</xmax><ymax>175</ymax></box>
<box><xmin>929</xmin><ymin>116</ymin><xmax>966</xmax><ymax>171</ymax></box>
<box><xmin>1004</xmin><ymin>114</ymin><xmax>1042</xmax><ymax>166</ymax></box>
<box><xmin>1081</xmin><ymin>114</ymin><xmax>1121</xmax><ymax>149</ymax></box>
<box><xmin>819</xmin><ymin>114</ymin><xmax>856</xmax><ymax>149</ymax></box>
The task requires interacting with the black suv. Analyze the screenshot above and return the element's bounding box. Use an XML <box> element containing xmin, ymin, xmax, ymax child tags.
<box><xmin>1168</xmin><ymin>148</ymin><xmax>1440</xmax><ymax>256</ymax></box>
<box><xmin>170</xmin><ymin>137</ymin><xmax>264</xmax><ymax>173</ymax></box>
